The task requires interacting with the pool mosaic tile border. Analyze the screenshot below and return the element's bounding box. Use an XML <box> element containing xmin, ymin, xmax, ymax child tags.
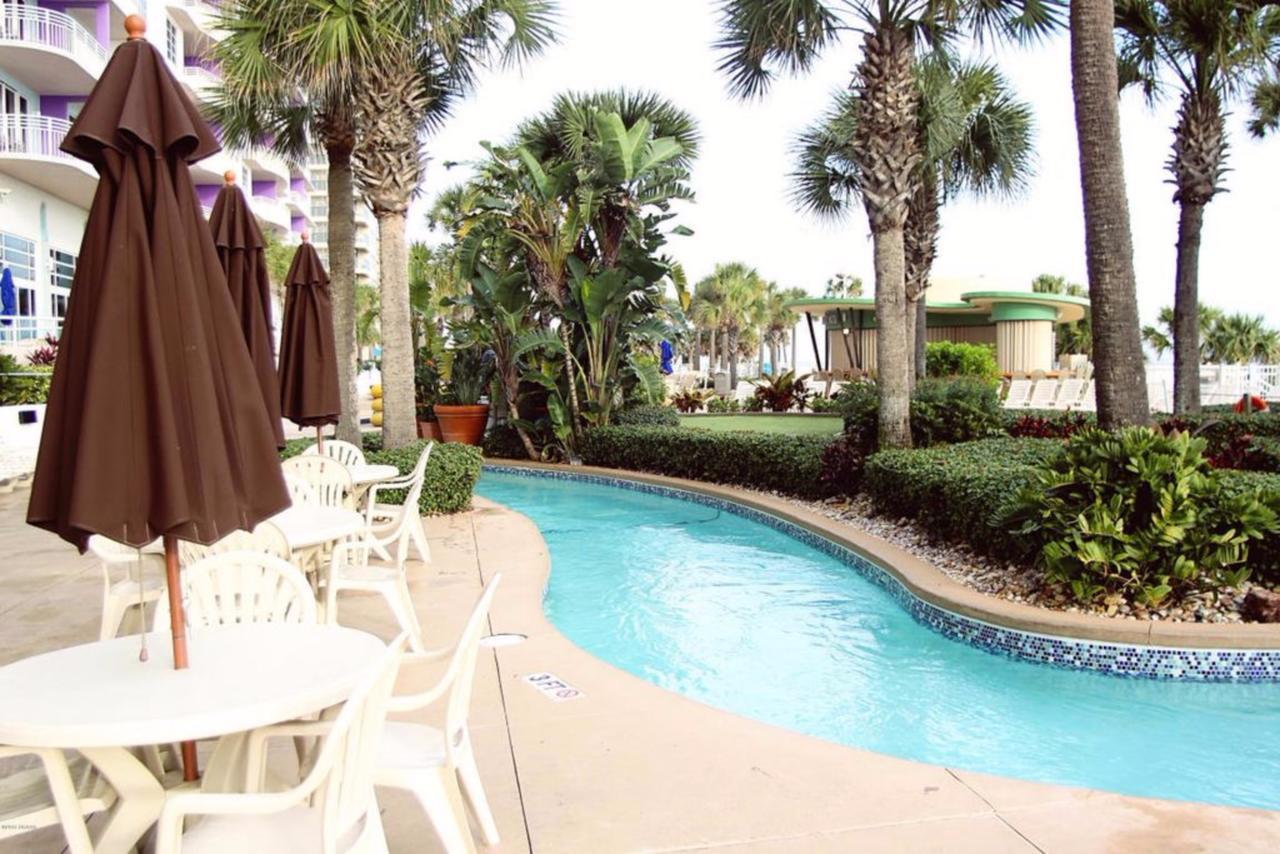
<box><xmin>483</xmin><ymin>464</ymin><xmax>1280</xmax><ymax>683</ymax></box>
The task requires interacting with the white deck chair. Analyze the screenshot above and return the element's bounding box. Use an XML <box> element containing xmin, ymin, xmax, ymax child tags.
<box><xmin>1147</xmin><ymin>378</ymin><xmax>1171</xmax><ymax>413</ymax></box>
<box><xmin>1077</xmin><ymin>380</ymin><xmax>1097</xmax><ymax>413</ymax></box>
<box><xmin>1051</xmin><ymin>378</ymin><xmax>1086</xmax><ymax>410</ymax></box>
<box><xmin>1002</xmin><ymin>379</ymin><xmax>1033</xmax><ymax>409</ymax></box>
<box><xmin>152</xmin><ymin>635</ymin><xmax>408</xmax><ymax>854</ymax></box>
<box><xmin>377</xmin><ymin>575</ymin><xmax>502</xmax><ymax>854</ymax></box>
<box><xmin>88</xmin><ymin>535</ymin><xmax>167</xmax><ymax>641</ymax></box>
<box><xmin>367</xmin><ymin>443</ymin><xmax>432</xmax><ymax>564</ymax></box>
<box><xmin>0</xmin><ymin>747</ymin><xmax>118</xmax><ymax>854</ymax></box>
<box><xmin>178</xmin><ymin>521</ymin><xmax>291</xmax><ymax>566</ymax></box>
<box><xmin>1027</xmin><ymin>379</ymin><xmax>1060</xmax><ymax>410</ymax></box>
<box><xmin>302</xmin><ymin>439</ymin><xmax>367</xmax><ymax>468</ymax></box>
<box><xmin>282</xmin><ymin>455</ymin><xmax>354</xmax><ymax>510</ymax></box>
<box><xmin>326</xmin><ymin>470</ymin><xmax>427</xmax><ymax>651</ymax></box>
<box><xmin>155</xmin><ymin>552</ymin><xmax>316</xmax><ymax>632</ymax></box>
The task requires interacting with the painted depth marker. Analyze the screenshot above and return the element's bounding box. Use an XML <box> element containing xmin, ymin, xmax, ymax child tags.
<box><xmin>524</xmin><ymin>672</ymin><xmax>584</xmax><ymax>702</ymax></box>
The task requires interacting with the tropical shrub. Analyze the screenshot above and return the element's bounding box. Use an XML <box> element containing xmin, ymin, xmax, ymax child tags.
<box><xmin>909</xmin><ymin>377</ymin><xmax>1003</xmax><ymax>447</ymax></box>
<box><xmin>818</xmin><ymin>433</ymin><xmax>867</xmax><ymax>497</ymax></box>
<box><xmin>808</xmin><ymin>395</ymin><xmax>840</xmax><ymax>414</ymax></box>
<box><xmin>706</xmin><ymin>395</ymin><xmax>742</xmax><ymax>414</ymax></box>
<box><xmin>1004</xmin><ymin>428</ymin><xmax>1279</xmax><ymax>606</ymax></box>
<box><xmin>580</xmin><ymin>425</ymin><xmax>831</xmax><ymax>498</ymax></box>
<box><xmin>1205</xmin><ymin>433</ymin><xmax>1280</xmax><ymax>473</ymax></box>
<box><xmin>751</xmin><ymin>370</ymin><xmax>810</xmax><ymax>412</ymax></box>
<box><xmin>835</xmin><ymin>380</ymin><xmax>881</xmax><ymax>446</ymax></box>
<box><xmin>671</xmin><ymin>388</ymin><xmax>711</xmax><ymax>413</ymax></box>
<box><xmin>864</xmin><ymin>438</ymin><xmax>1059</xmax><ymax>558</ymax></box>
<box><xmin>1157</xmin><ymin>412</ymin><xmax>1280</xmax><ymax>460</ymax></box>
<box><xmin>482</xmin><ymin>424</ymin><xmax>532</xmax><ymax>459</ymax></box>
<box><xmin>614</xmin><ymin>404</ymin><xmax>680</xmax><ymax>428</ymax></box>
<box><xmin>924</xmin><ymin>341</ymin><xmax>999</xmax><ymax>384</ymax></box>
<box><xmin>1007</xmin><ymin>411</ymin><xmax>1092</xmax><ymax>439</ymax></box>
<box><xmin>0</xmin><ymin>356</ymin><xmax>51</xmax><ymax>406</ymax></box>
<box><xmin>1217</xmin><ymin>470</ymin><xmax>1280</xmax><ymax>580</ymax></box>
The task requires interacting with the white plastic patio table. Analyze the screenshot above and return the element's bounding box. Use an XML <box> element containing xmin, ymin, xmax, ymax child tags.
<box><xmin>269</xmin><ymin>504</ymin><xmax>367</xmax><ymax>551</ymax></box>
<box><xmin>346</xmin><ymin>463</ymin><xmax>399</xmax><ymax>487</ymax></box>
<box><xmin>0</xmin><ymin>623</ymin><xmax>384</xmax><ymax>854</ymax></box>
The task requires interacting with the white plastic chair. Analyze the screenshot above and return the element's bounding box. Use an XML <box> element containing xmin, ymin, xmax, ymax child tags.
<box><xmin>152</xmin><ymin>635</ymin><xmax>408</xmax><ymax>854</ymax></box>
<box><xmin>178</xmin><ymin>522</ymin><xmax>291</xmax><ymax>566</ymax></box>
<box><xmin>1027</xmin><ymin>379</ymin><xmax>1059</xmax><ymax>409</ymax></box>
<box><xmin>1077</xmin><ymin>380</ymin><xmax>1097</xmax><ymax>413</ymax></box>
<box><xmin>0</xmin><ymin>747</ymin><xmax>117</xmax><ymax>854</ymax></box>
<box><xmin>303</xmin><ymin>439</ymin><xmax>367</xmax><ymax>468</ymax></box>
<box><xmin>325</xmin><ymin>471</ymin><xmax>426</xmax><ymax>651</ymax></box>
<box><xmin>366</xmin><ymin>443</ymin><xmax>432</xmax><ymax>564</ymax></box>
<box><xmin>88</xmin><ymin>535</ymin><xmax>167</xmax><ymax>641</ymax></box>
<box><xmin>1051</xmin><ymin>378</ymin><xmax>1086</xmax><ymax>410</ymax></box>
<box><xmin>1001</xmin><ymin>379</ymin><xmax>1032</xmax><ymax>409</ymax></box>
<box><xmin>282</xmin><ymin>456</ymin><xmax>354</xmax><ymax>510</ymax></box>
<box><xmin>377</xmin><ymin>575</ymin><xmax>502</xmax><ymax>854</ymax></box>
<box><xmin>155</xmin><ymin>552</ymin><xmax>316</xmax><ymax>632</ymax></box>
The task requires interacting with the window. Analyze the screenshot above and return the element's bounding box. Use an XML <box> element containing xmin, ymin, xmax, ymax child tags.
<box><xmin>311</xmin><ymin>199</ymin><xmax>328</xmax><ymax>218</ymax></box>
<box><xmin>17</xmin><ymin>286</ymin><xmax>34</xmax><ymax>316</ymax></box>
<box><xmin>311</xmin><ymin>226</ymin><xmax>327</xmax><ymax>245</ymax></box>
<box><xmin>1</xmin><ymin>232</ymin><xmax>35</xmax><ymax>281</ymax></box>
<box><xmin>313</xmin><ymin>176</ymin><xmax>328</xmax><ymax>191</ymax></box>
<box><xmin>50</xmin><ymin>293</ymin><xmax>67</xmax><ymax>318</ymax></box>
<box><xmin>165</xmin><ymin>19</ymin><xmax>178</xmax><ymax>65</ymax></box>
<box><xmin>49</xmin><ymin>249</ymin><xmax>75</xmax><ymax>290</ymax></box>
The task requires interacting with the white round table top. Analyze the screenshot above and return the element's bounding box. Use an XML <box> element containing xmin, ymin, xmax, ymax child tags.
<box><xmin>0</xmin><ymin>624</ymin><xmax>384</xmax><ymax>748</ymax></box>
<box><xmin>347</xmin><ymin>464</ymin><xmax>399</xmax><ymax>486</ymax></box>
<box><xmin>270</xmin><ymin>504</ymin><xmax>367</xmax><ymax>550</ymax></box>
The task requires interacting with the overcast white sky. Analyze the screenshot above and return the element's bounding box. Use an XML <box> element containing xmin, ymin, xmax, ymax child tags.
<box><xmin>408</xmin><ymin>0</ymin><xmax>1280</xmax><ymax>328</ymax></box>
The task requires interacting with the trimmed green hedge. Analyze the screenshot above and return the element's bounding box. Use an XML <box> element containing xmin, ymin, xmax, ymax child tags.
<box><xmin>580</xmin><ymin>425</ymin><xmax>831</xmax><ymax>498</ymax></box>
<box><xmin>863</xmin><ymin>438</ymin><xmax>1061</xmax><ymax>559</ymax></box>
<box><xmin>279</xmin><ymin>433</ymin><xmax>481</xmax><ymax>515</ymax></box>
<box><xmin>614</xmin><ymin>404</ymin><xmax>681</xmax><ymax>427</ymax></box>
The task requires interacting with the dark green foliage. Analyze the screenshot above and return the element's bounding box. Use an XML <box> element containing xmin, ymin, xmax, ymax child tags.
<box><xmin>1217</xmin><ymin>470</ymin><xmax>1280</xmax><ymax>580</ymax></box>
<box><xmin>818</xmin><ymin>433</ymin><xmax>866</xmax><ymax>497</ymax></box>
<box><xmin>707</xmin><ymin>395</ymin><xmax>743</xmax><ymax>413</ymax></box>
<box><xmin>580</xmin><ymin>425</ymin><xmax>831</xmax><ymax>498</ymax></box>
<box><xmin>807</xmin><ymin>395</ymin><xmax>840</xmax><ymax>413</ymax></box>
<box><xmin>1005</xmin><ymin>429</ymin><xmax>1280</xmax><ymax>605</ymax></box>
<box><xmin>835</xmin><ymin>380</ymin><xmax>880</xmax><ymax>445</ymax></box>
<box><xmin>924</xmin><ymin>341</ymin><xmax>999</xmax><ymax>383</ymax></box>
<box><xmin>1158</xmin><ymin>412</ymin><xmax>1280</xmax><ymax>460</ymax></box>
<box><xmin>864</xmin><ymin>438</ymin><xmax>1059</xmax><ymax>559</ymax></box>
<box><xmin>614</xmin><ymin>405</ymin><xmax>681</xmax><ymax>427</ymax></box>
<box><xmin>278</xmin><ymin>434</ymin><xmax>481</xmax><ymax>514</ymax></box>
<box><xmin>0</xmin><ymin>355</ymin><xmax>51</xmax><ymax>405</ymax></box>
<box><xmin>839</xmin><ymin>378</ymin><xmax>1003</xmax><ymax>448</ymax></box>
<box><xmin>482</xmin><ymin>424</ymin><xmax>531</xmax><ymax>459</ymax></box>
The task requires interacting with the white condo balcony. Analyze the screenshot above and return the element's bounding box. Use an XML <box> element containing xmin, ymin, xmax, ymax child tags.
<box><xmin>179</xmin><ymin>63</ymin><xmax>221</xmax><ymax>101</ymax></box>
<box><xmin>245</xmin><ymin>150</ymin><xmax>291</xmax><ymax>184</ymax></box>
<box><xmin>166</xmin><ymin>0</ymin><xmax>223</xmax><ymax>42</ymax></box>
<box><xmin>0</xmin><ymin>5</ymin><xmax>107</xmax><ymax>95</ymax></box>
<box><xmin>283</xmin><ymin>188</ymin><xmax>312</xmax><ymax>224</ymax></box>
<box><xmin>251</xmin><ymin>193</ymin><xmax>291</xmax><ymax>234</ymax></box>
<box><xmin>0</xmin><ymin>114</ymin><xmax>97</xmax><ymax>206</ymax></box>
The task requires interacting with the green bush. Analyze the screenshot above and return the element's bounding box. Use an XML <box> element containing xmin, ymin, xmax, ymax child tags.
<box><xmin>925</xmin><ymin>341</ymin><xmax>1000</xmax><ymax>384</ymax></box>
<box><xmin>580</xmin><ymin>425</ymin><xmax>831</xmax><ymax>498</ymax></box>
<box><xmin>1158</xmin><ymin>411</ymin><xmax>1280</xmax><ymax>459</ymax></box>
<box><xmin>864</xmin><ymin>438</ymin><xmax>1059</xmax><ymax>558</ymax></box>
<box><xmin>482</xmin><ymin>423</ymin><xmax>531</xmax><ymax>459</ymax></box>
<box><xmin>1005</xmin><ymin>428</ymin><xmax>1279</xmax><ymax>605</ymax></box>
<box><xmin>808</xmin><ymin>395</ymin><xmax>841</xmax><ymax>414</ymax></box>
<box><xmin>0</xmin><ymin>356</ymin><xmax>52</xmax><ymax>405</ymax></box>
<box><xmin>614</xmin><ymin>404</ymin><xmax>681</xmax><ymax>427</ymax></box>
<box><xmin>706</xmin><ymin>395</ymin><xmax>742</xmax><ymax>414</ymax></box>
<box><xmin>838</xmin><ymin>378</ymin><xmax>1003</xmax><ymax>448</ymax></box>
<box><xmin>1218</xmin><ymin>470</ymin><xmax>1280</xmax><ymax>580</ymax></box>
<box><xmin>278</xmin><ymin>434</ymin><xmax>481</xmax><ymax>514</ymax></box>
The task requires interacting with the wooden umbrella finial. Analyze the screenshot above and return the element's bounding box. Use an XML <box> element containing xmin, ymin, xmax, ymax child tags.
<box><xmin>223</xmin><ymin>170</ymin><xmax>236</xmax><ymax>185</ymax></box>
<box><xmin>124</xmin><ymin>14</ymin><xmax>145</xmax><ymax>39</ymax></box>
<box><xmin>301</xmin><ymin>230</ymin><xmax>310</xmax><ymax>242</ymax></box>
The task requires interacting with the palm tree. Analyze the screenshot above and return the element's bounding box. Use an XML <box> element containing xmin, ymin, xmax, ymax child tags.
<box><xmin>1069</xmin><ymin>0</ymin><xmax>1150</xmax><ymax>427</ymax></box>
<box><xmin>824</xmin><ymin>274</ymin><xmax>864</xmax><ymax>298</ymax></box>
<box><xmin>762</xmin><ymin>284</ymin><xmax>808</xmax><ymax>375</ymax></box>
<box><xmin>693</xmin><ymin>264</ymin><xmax>766</xmax><ymax>388</ymax></box>
<box><xmin>793</xmin><ymin>56</ymin><xmax>1035</xmax><ymax>382</ymax></box>
<box><xmin>1116</xmin><ymin>1</ymin><xmax>1278</xmax><ymax>413</ymax></box>
<box><xmin>1203</xmin><ymin>312</ymin><xmax>1280</xmax><ymax>364</ymax></box>
<box><xmin>1141</xmin><ymin>303</ymin><xmax>1224</xmax><ymax>360</ymax></box>
<box><xmin>717</xmin><ymin>0</ymin><xmax>1061</xmax><ymax>447</ymax></box>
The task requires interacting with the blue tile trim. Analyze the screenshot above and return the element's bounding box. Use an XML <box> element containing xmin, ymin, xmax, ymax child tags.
<box><xmin>483</xmin><ymin>464</ymin><xmax>1280</xmax><ymax>683</ymax></box>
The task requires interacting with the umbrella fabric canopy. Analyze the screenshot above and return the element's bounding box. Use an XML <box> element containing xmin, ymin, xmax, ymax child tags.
<box><xmin>27</xmin><ymin>27</ymin><xmax>290</xmax><ymax>552</ymax></box>
<box><xmin>209</xmin><ymin>175</ymin><xmax>285</xmax><ymax>447</ymax></box>
<box><xmin>0</xmin><ymin>267</ymin><xmax>14</xmax><ymax>327</ymax></box>
<box><xmin>278</xmin><ymin>239</ymin><xmax>341</xmax><ymax>429</ymax></box>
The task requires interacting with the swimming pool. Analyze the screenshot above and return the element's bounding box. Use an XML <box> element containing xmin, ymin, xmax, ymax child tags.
<box><xmin>477</xmin><ymin>469</ymin><xmax>1280</xmax><ymax>810</ymax></box>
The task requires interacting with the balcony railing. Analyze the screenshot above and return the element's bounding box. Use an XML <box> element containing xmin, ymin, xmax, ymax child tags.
<box><xmin>0</xmin><ymin>5</ymin><xmax>107</xmax><ymax>68</ymax></box>
<box><xmin>0</xmin><ymin>114</ymin><xmax>78</xmax><ymax>162</ymax></box>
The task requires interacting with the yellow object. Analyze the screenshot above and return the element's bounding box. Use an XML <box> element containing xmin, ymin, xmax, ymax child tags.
<box><xmin>371</xmin><ymin>412</ymin><xmax>383</xmax><ymax>427</ymax></box>
<box><xmin>371</xmin><ymin>398</ymin><xmax>384</xmax><ymax>413</ymax></box>
<box><xmin>371</xmin><ymin>384</ymin><xmax>382</xmax><ymax>398</ymax></box>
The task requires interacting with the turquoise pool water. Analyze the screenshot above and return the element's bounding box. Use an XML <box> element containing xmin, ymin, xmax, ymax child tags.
<box><xmin>477</xmin><ymin>471</ymin><xmax>1280</xmax><ymax>810</ymax></box>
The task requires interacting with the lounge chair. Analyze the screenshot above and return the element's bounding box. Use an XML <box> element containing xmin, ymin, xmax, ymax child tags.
<box><xmin>1027</xmin><ymin>380</ymin><xmax>1060</xmax><ymax>410</ymax></box>
<box><xmin>1002</xmin><ymin>379</ymin><xmax>1033</xmax><ymax>409</ymax></box>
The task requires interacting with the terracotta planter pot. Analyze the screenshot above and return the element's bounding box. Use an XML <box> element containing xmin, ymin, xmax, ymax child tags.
<box><xmin>434</xmin><ymin>404</ymin><xmax>489</xmax><ymax>446</ymax></box>
<box><xmin>416</xmin><ymin>418</ymin><xmax>442</xmax><ymax>441</ymax></box>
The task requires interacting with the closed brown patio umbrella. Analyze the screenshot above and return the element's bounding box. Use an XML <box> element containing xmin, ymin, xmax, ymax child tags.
<box><xmin>26</xmin><ymin>16</ymin><xmax>289</xmax><ymax>778</ymax></box>
<box><xmin>209</xmin><ymin>170</ymin><xmax>285</xmax><ymax>448</ymax></box>
<box><xmin>278</xmin><ymin>235</ymin><xmax>341</xmax><ymax>450</ymax></box>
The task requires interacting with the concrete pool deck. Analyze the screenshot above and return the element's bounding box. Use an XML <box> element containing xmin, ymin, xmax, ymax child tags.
<box><xmin>1</xmin><ymin>484</ymin><xmax>1278</xmax><ymax>852</ymax></box>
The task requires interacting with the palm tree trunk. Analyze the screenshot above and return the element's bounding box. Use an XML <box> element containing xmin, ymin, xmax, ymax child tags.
<box><xmin>692</xmin><ymin>330</ymin><xmax>701</xmax><ymax>371</ymax></box>
<box><xmin>1069</xmin><ymin>0</ymin><xmax>1149</xmax><ymax>428</ymax></box>
<box><xmin>915</xmin><ymin>298</ymin><xmax>927</xmax><ymax>381</ymax></box>
<box><xmin>1173</xmin><ymin>200</ymin><xmax>1204</xmax><ymax>413</ymax></box>
<box><xmin>770</xmin><ymin>341</ymin><xmax>778</xmax><ymax>378</ymax></box>
<box><xmin>729</xmin><ymin>328</ymin><xmax>740</xmax><ymax>388</ymax></box>
<box><xmin>326</xmin><ymin>145</ymin><xmax>361</xmax><ymax>444</ymax></box>
<box><xmin>559</xmin><ymin>321</ymin><xmax>582</xmax><ymax>440</ymax></box>
<box><xmin>375</xmin><ymin>212</ymin><xmax>416</xmax><ymax>448</ymax></box>
<box><xmin>904</xmin><ymin>299</ymin><xmax>917</xmax><ymax>392</ymax></box>
<box><xmin>874</xmin><ymin>227</ymin><xmax>912</xmax><ymax>448</ymax></box>
<box><xmin>709</xmin><ymin>329</ymin><xmax>718</xmax><ymax>375</ymax></box>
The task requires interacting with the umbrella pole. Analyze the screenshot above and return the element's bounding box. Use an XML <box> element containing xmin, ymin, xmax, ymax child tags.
<box><xmin>164</xmin><ymin>537</ymin><xmax>200</xmax><ymax>781</ymax></box>
<box><xmin>316</xmin><ymin>425</ymin><xmax>324</xmax><ymax>454</ymax></box>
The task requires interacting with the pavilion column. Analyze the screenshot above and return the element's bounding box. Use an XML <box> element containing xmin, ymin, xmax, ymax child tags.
<box><xmin>993</xmin><ymin>303</ymin><xmax>1058</xmax><ymax>374</ymax></box>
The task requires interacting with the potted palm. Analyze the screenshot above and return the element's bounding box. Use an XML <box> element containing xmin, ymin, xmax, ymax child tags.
<box><xmin>435</xmin><ymin>347</ymin><xmax>495</xmax><ymax>445</ymax></box>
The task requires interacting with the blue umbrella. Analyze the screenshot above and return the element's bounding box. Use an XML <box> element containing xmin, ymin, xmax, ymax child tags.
<box><xmin>660</xmin><ymin>340</ymin><xmax>674</xmax><ymax>374</ymax></box>
<box><xmin>0</xmin><ymin>267</ymin><xmax>14</xmax><ymax>327</ymax></box>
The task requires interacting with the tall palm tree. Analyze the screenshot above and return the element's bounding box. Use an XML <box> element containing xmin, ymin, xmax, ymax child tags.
<box><xmin>212</xmin><ymin>0</ymin><xmax>383</xmax><ymax>445</ymax></box>
<box><xmin>716</xmin><ymin>0</ymin><xmax>1061</xmax><ymax>447</ymax></box>
<box><xmin>690</xmin><ymin>278</ymin><xmax>728</xmax><ymax>373</ymax></box>
<box><xmin>793</xmin><ymin>56</ymin><xmax>1035</xmax><ymax>382</ymax></box>
<box><xmin>762</xmin><ymin>284</ymin><xmax>808</xmax><ymax>375</ymax></box>
<box><xmin>1203</xmin><ymin>312</ymin><xmax>1280</xmax><ymax>364</ymax></box>
<box><xmin>1116</xmin><ymin>0</ymin><xmax>1278</xmax><ymax>413</ymax></box>
<box><xmin>694</xmin><ymin>263</ymin><xmax>766</xmax><ymax>388</ymax></box>
<box><xmin>352</xmin><ymin>0</ymin><xmax>558</xmax><ymax>447</ymax></box>
<box><xmin>1070</xmin><ymin>0</ymin><xmax>1149</xmax><ymax>427</ymax></box>
<box><xmin>1141</xmin><ymin>303</ymin><xmax>1224</xmax><ymax>360</ymax></box>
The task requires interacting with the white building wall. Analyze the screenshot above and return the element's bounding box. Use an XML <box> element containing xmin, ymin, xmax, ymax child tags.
<box><xmin>0</xmin><ymin>175</ymin><xmax>88</xmax><ymax>345</ymax></box>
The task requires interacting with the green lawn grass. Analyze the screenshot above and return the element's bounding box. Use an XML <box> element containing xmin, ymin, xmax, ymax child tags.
<box><xmin>678</xmin><ymin>414</ymin><xmax>843</xmax><ymax>436</ymax></box>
